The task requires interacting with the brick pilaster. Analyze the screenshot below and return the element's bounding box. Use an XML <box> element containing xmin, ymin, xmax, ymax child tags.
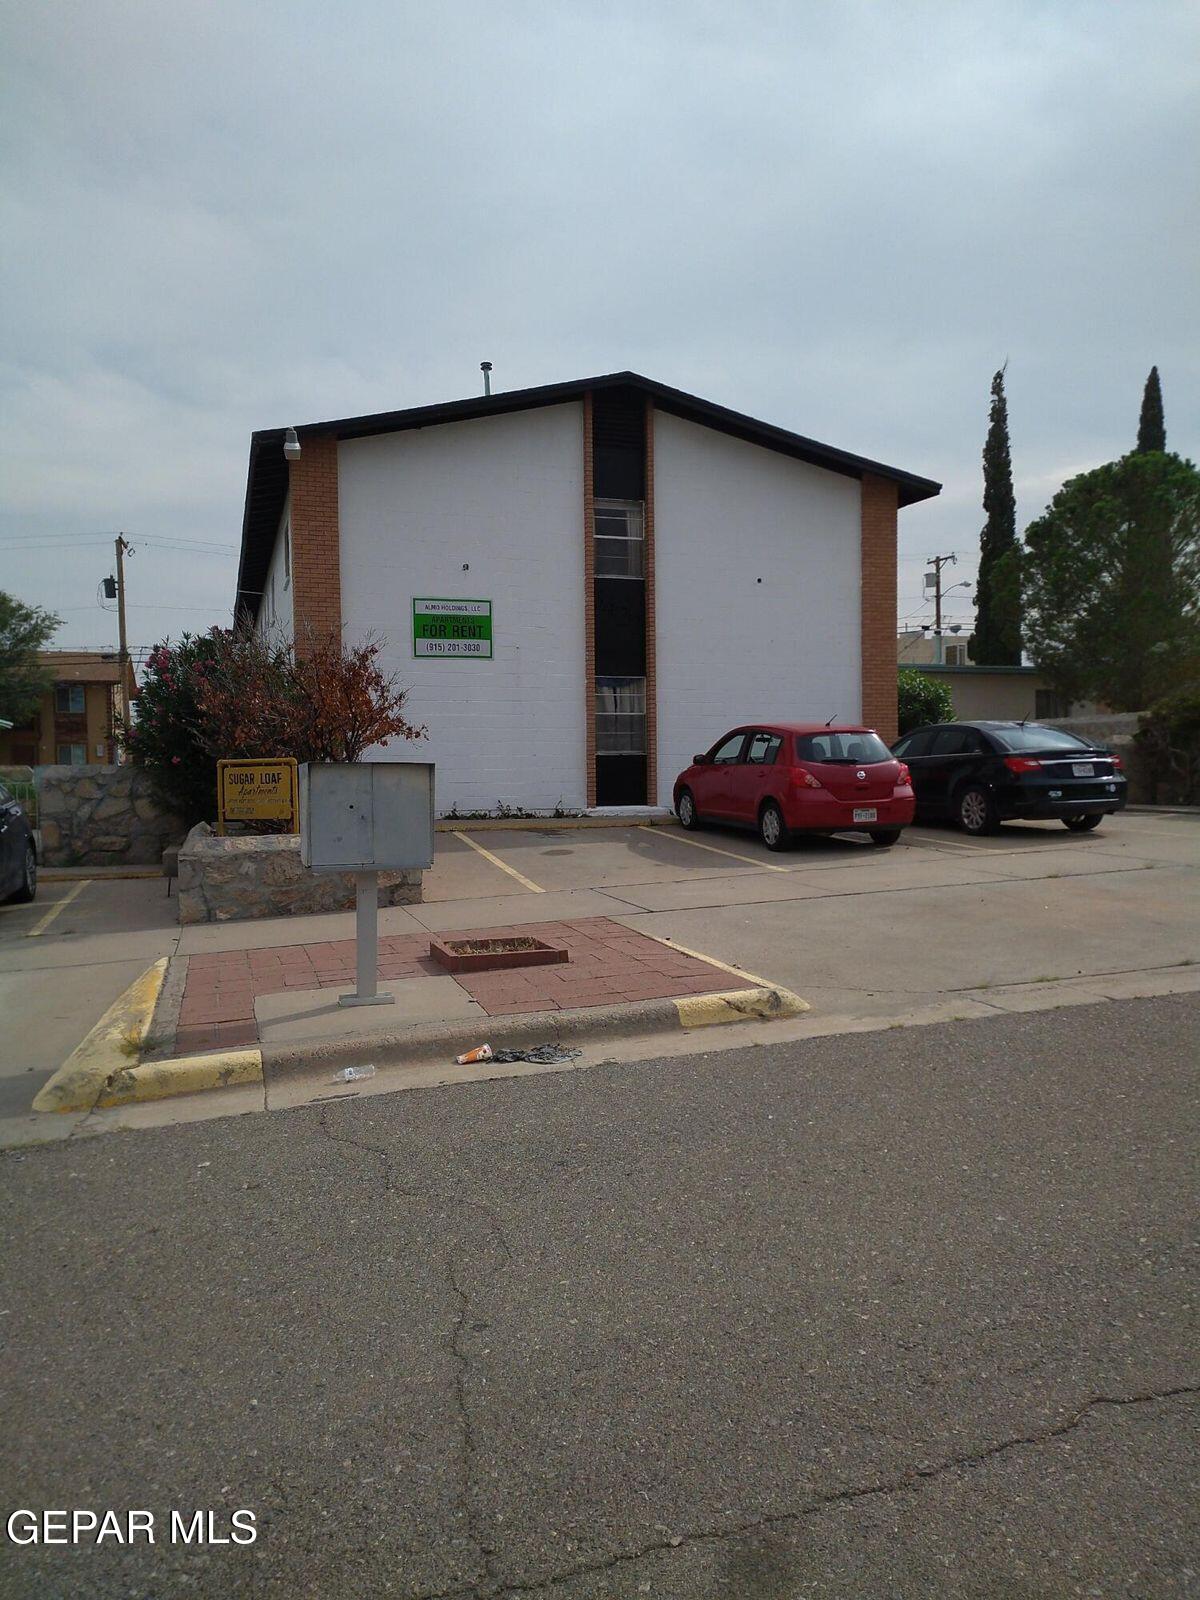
<box><xmin>643</xmin><ymin>399</ymin><xmax>658</xmax><ymax>809</ymax></box>
<box><xmin>582</xmin><ymin>394</ymin><xmax>597</xmax><ymax>808</ymax></box>
<box><xmin>860</xmin><ymin>474</ymin><xmax>899</xmax><ymax>741</ymax></box>
<box><xmin>288</xmin><ymin>435</ymin><xmax>342</xmax><ymax>655</ymax></box>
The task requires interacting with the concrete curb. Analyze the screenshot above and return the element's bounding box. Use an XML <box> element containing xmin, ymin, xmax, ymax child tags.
<box><xmin>97</xmin><ymin>1050</ymin><xmax>262</xmax><ymax>1108</ymax></box>
<box><xmin>32</xmin><ymin>958</ymin><xmax>264</xmax><ymax>1113</ymax></box>
<box><xmin>33</xmin><ymin>959</ymin><xmax>169</xmax><ymax>1113</ymax></box>
<box><xmin>436</xmin><ymin>813</ymin><xmax>675</xmax><ymax>831</ymax></box>
<box><xmin>262</xmin><ymin>984</ymin><xmax>809</xmax><ymax>1085</ymax></box>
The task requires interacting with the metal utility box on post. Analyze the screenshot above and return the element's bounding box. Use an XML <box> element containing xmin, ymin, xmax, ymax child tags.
<box><xmin>300</xmin><ymin>762</ymin><xmax>435</xmax><ymax>1006</ymax></box>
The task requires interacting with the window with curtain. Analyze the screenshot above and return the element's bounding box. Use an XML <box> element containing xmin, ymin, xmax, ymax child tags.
<box><xmin>595</xmin><ymin>677</ymin><xmax>646</xmax><ymax>754</ymax></box>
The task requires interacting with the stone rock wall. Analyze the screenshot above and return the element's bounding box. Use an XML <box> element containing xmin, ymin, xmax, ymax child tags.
<box><xmin>36</xmin><ymin>765</ymin><xmax>187</xmax><ymax>867</ymax></box>
<box><xmin>178</xmin><ymin>824</ymin><xmax>423</xmax><ymax>925</ymax></box>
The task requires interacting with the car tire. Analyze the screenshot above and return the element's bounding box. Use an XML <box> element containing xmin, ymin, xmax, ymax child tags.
<box><xmin>869</xmin><ymin>829</ymin><xmax>901</xmax><ymax>848</ymax></box>
<box><xmin>10</xmin><ymin>843</ymin><xmax>37</xmax><ymax>904</ymax></box>
<box><xmin>759</xmin><ymin>801</ymin><xmax>789</xmax><ymax>852</ymax></box>
<box><xmin>957</xmin><ymin>785</ymin><xmax>998</xmax><ymax>836</ymax></box>
<box><xmin>677</xmin><ymin>788</ymin><xmax>700</xmax><ymax>830</ymax></box>
<box><xmin>1063</xmin><ymin>813</ymin><xmax>1103</xmax><ymax>832</ymax></box>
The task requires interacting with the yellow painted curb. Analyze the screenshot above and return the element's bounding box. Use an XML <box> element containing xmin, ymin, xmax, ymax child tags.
<box><xmin>97</xmin><ymin>1049</ymin><xmax>263</xmax><ymax>1108</ymax></box>
<box><xmin>435</xmin><ymin>814</ymin><xmax>675</xmax><ymax>832</ymax></box>
<box><xmin>673</xmin><ymin>986</ymin><xmax>810</xmax><ymax>1029</ymax></box>
<box><xmin>33</xmin><ymin>958</ymin><xmax>168</xmax><ymax>1113</ymax></box>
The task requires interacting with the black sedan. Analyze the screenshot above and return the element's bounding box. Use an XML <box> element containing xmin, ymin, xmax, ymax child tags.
<box><xmin>891</xmin><ymin>721</ymin><xmax>1127</xmax><ymax>836</ymax></box>
<box><xmin>0</xmin><ymin>780</ymin><xmax>37</xmax><ymax>902</ymax></box>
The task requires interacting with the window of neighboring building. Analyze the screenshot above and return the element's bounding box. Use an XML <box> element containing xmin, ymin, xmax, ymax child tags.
<box><xmin>55</xmin><ymin>683</ymin><xmax>86</xmax><ymax>714</ymax></box>
<box><xmin>56</xmin><ymin>743</ymin><xmax>87</xmax><ymax>765</ymax></box>
<box><xmin>944</xmin><ymin>643</ymin><xmax>966</xmax><ymax>665</ymax></box>
<box><xmin>594</xmin><ymin>500</ymin><xmax>645</xmax><ymax>579</ymax></box>
<box><xmin>1035</xmin><ymin>689</ymin><xmax>1072</xmax><ymax>718</ymax></box>
<box><xmin>595</xmin><ymin>676</ymin><xmax>646</xmax><ymax>754</ymax></box>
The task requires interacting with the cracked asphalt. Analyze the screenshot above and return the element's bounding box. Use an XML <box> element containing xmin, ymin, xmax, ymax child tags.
<box><xmin>2</xmin><ymin>994</ymin><xmax>1197</xmax><ymax>1598</ymax></box>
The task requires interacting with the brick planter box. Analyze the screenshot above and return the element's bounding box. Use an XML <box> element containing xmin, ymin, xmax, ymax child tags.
<box><xmin>429</xmin><ymin>935</ymin><xmax>569</xmax><ymax>974</ymax></box>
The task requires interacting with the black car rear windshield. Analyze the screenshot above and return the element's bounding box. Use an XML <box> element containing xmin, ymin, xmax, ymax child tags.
<box><xmin>990</xmin><ymin>725</ymin><xmax>1093</xmax><ymax>753</ymax></box>
<box><xmin>796</xmin><ymin>732</ymin><xmax>894</xmax><ymax>764</ymax></box>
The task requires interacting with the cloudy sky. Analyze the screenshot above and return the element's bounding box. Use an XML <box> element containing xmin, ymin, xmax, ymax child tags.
<box><xmin>2</xmin><ymin>0</ymin><xmax>1196</xmax><ymax>666</ymax></box>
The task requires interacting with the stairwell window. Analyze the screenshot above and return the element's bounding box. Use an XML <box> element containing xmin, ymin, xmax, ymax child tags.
<box><xmin>595</xmin><ymin>677</ymin><xmax>646</xmax><ymax>754</ymax></box>
<box><xmin>594</xmin><ymin>500</ymin><xmax>645</xmax><ymax>579</ymax></box>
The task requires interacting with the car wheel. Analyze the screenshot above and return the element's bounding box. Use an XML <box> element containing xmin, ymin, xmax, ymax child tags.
<box><xmin>11</xmin><ymin>843</ymin><xmax>37</xmax><ymax>904</ymax></box>
<box><xmin>869</xmin><ymin>829</ymin><xmax>901</xmax><ymax>848</ymax></box>
<box><xmin>1063</xmin><ymin>813</ymin><xmax>1103</xmax><ymax>832</ymax></box>
<box><xmin>759</xmin><ymin>801</ymin><xmax>788</xmax><ymax>852</ymax></box>
<box><xmin>677</xmin><ymin>788</ymin><xmax>700</xmax><ymax>830</ymax></box>
<box><xmin>957</xmin><ymin>785</ymin><xmax>998</xmax><ymax>836</ymax></box>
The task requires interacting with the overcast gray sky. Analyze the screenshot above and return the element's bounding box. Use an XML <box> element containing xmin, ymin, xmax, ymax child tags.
<box><xmin>2</xmin><ymin>0</ymin><xmax>1197</xmax><ymax>664</ymax></box>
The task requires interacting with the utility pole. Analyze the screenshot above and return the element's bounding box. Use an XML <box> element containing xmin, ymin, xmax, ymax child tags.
<box><xmin>925</xmin><ymin>553</ymin><xmax>956</xmax><ymax>663</ymax></box>
<box><xmin>115</xmin><ymin>533</ymin><xmax>131</xmax><ymax>736</ymax></box>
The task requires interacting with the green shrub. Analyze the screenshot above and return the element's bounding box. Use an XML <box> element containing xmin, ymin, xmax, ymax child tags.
<box><xmin>1136</xmin><ymin>684</ymin><xmax>1200</xmax><ymax>803</ymax></box>
<box><xmin>898</xmin><ymin>669</ymin><xmax>954</xmax><ymax>735</ymax></box>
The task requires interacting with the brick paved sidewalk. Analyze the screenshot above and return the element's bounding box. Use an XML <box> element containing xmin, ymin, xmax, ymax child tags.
<box><xmin>174</xmin><ymin>917</ymin><xmax>735</xmax><ymax>1055</ymax></box>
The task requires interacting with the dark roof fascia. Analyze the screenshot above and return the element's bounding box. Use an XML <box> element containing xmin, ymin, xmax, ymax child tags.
<box><xmin>237</xmin><ymin>371</ymin><xmax>942</xmax><ymax>620</ymax></box>
<box><xmin>910</xmin><ymin>663</ymin><xmax>1038</xmax><ymax>676</ymax></box>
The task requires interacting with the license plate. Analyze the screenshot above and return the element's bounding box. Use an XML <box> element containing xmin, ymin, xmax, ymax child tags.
<box><xmin>853</xmin><ymin>807</ymin><xmax>878</xmax><ymax>823</ymax></box>
<box><xmin>1072</xmin><ymin>763</ymin><xmax>1094</xmax><ymax>777</ymax></box>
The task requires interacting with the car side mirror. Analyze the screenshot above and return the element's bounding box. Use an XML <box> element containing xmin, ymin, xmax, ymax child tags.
<box><xmin>692</xmin><ymin>753</ymin><xmax>708</xmax><ymax>765</ymax></box>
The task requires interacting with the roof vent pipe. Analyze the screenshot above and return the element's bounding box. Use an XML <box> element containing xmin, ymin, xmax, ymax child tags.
<box><xmin>481</xmin><ymin>361</ymin><xmax>492</xmax><ymax>397</ymax></box>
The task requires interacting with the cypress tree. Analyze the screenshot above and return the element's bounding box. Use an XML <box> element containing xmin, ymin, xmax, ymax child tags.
<box><xmin>971</xmin><ymin>366</ymin><xmax>1022</xmax><ymax>665</ymax></box>
<box><xmin>1136</xmin><ymin>365</ymin><xmax>1166</xmax><ymax>453</ymax></box>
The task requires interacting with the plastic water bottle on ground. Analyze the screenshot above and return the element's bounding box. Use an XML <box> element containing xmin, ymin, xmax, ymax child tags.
<box><xmin>334</xmin><ymin>1064</ymin><xmax>376</xmax><ymax>1082</ymax></box>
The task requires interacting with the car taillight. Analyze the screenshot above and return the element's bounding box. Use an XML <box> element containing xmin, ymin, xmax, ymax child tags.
<box><xmin>794</xmin><ymin>766</ymin><xmax>824</xmax><ymax>790</ymax></box>
<box><xmin>1111</xmin><ymin>754</ymin><xmax>1124</xmax><ymax>770</ymax></box>
<box><xmin>1004</xmin><ymin>756</ymin><xmax>1042</xmax><ymax>774</ymax></box>
<box><xmin>895</xmin><ymin>763</ymin><xmax>911</xmax><ymax>786</ymax></box>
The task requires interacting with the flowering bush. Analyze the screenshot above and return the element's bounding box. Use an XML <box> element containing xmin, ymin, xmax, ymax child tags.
<box><xmin>123</xmin><ymin>627</ymin><xmax>426</xmax><ymax>827</ymax></box>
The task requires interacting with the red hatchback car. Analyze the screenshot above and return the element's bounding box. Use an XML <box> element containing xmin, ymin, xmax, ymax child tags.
<box><xmin>673</xmin><ymin>724</ymin><xmax>915</xmax><ymax>851</ymax></box>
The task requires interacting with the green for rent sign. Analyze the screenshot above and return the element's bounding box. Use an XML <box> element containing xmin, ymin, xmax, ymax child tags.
<box><xmin>412</xmin><ymin>598</ymin><xmax>493</xmax><ymax>658</ymax></box>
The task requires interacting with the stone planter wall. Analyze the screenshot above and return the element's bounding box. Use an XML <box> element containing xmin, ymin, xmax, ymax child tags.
<box><xmin>178</xmin><ymin>824</ymin><xmax>423</xmax><ymax>925</ymax></box>
<box><xmin>36</xmin><ymin>765</ymin><xmax>187</xmax><ymax>867</ymax></box>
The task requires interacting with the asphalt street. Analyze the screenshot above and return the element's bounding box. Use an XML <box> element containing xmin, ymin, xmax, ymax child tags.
<box><xmin>2</xmin><ymin>994</ymin><xmax>1197</xmax><ymax>1598</ymax></box>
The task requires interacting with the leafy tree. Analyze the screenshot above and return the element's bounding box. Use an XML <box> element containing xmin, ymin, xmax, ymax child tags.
<box><xmin>1136</xmin><ymin>365</ymin><xmax>1166</xmax><ymax>454</ymax></box>
<box><xmin>1022</xmin><ymin>451</ymin><xmax>1200</xmax><ymax>710</ymax></box>
<box><xmin>970</xmin><ymin>367</ymin><xmax>1023</xmax><ymax>665</ymax></box>
<box><xmin>898</xmin><ymin>668</ymin><xmax>954</xmax><ymax>734</ymax></box>
<box><xmin>124</xmin><ymin>627</ymin><xmax>426</xmax><ymax>827</ymax></box>
<box><xmin>0</xmin><ymin>591</ymin><xmax>61</xmax><ymax>724</ymax></box>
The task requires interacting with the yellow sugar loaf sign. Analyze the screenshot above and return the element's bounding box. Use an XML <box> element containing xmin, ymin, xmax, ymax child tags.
<box><xmin>217</xmin><ymin>759</ymin><xmax>299</xmax><ymax>831</ymax></box>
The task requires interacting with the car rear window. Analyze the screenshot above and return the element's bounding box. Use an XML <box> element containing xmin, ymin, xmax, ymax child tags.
<box><xmin>990</xmin><ymin>724</ymin><xmax>1092</xmax><ymax>753</ymax></box>
<box><xmin>796</xmin><ymin>732</ymin><xmax>894</xmax><ymax>764</ymax></box>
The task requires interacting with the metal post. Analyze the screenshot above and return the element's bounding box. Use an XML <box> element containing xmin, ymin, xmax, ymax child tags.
<box><xmin>115</xmin><ymin>534</ymin><xmax>131</xmax><ymax>737</ymax></box>
<box><xmin>338</xmin><ymin>870</ymin><xmax>395</xmax><ymax>1007</ymax></box>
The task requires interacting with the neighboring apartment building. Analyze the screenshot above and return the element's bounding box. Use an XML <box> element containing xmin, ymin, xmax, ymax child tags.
<box><xmin>898</xmin><ymin>627</ymin><xmax>972</xmax><ymax>666</ymax></box>
<box><xmin>0</xmin><ymin>652</ymin><xmax>138</xmax><ymax>767</ymax></box>
<box><xmin>235</xmin><ymin>372</ymin><xmax>941</xmax><ymax>813</ymax></box>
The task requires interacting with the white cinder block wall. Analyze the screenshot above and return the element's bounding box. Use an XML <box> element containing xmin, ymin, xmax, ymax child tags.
<box><xmin>653</xmin><ymin>412</ymin><xmax>862</xmax><ymax>808</ymax></box>
<box><xmin>257</xmin><ymin>497</ymin><xmax>294</xmax><ymax>647</ymax></box>
<box><xmin>338</xmin><ymin>403</ymin><xmax>586</xmax><ymax>814</ymax></box>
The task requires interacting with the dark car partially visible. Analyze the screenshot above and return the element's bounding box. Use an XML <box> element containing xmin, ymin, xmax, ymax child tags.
<box><xmin>892</xmin><ymin>721</ymin><xmax>1128</xmax><ymax>836</ymax></box>
<box><xmin>0</xmin><ymin>781</ymin><xmax>37</xmax><ymax>902</ymax></box>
